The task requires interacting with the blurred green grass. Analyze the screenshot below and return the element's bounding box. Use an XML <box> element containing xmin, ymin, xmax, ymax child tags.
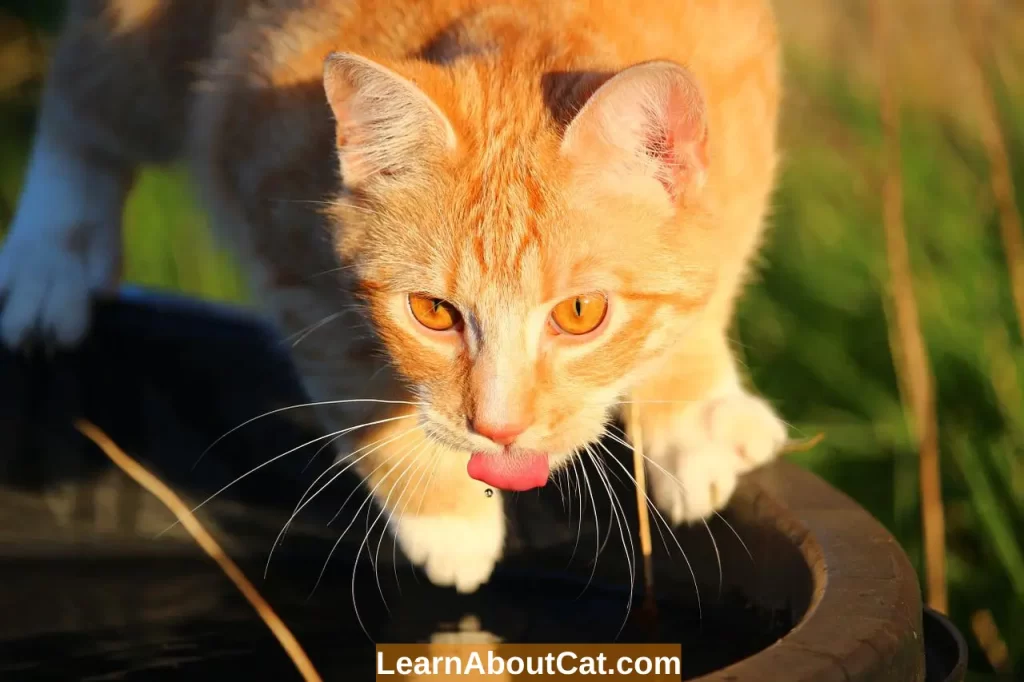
<box><xmin>1</xmin><ymin>2</ymin><xmax>1022</xmax><ymax>677</ymax></box>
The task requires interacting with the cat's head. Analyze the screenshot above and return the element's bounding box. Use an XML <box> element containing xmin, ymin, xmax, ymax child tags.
<box><xmin>322</xmin><ymin>52</ymin><xmax>716</xmax><ymax>490</ymax></box>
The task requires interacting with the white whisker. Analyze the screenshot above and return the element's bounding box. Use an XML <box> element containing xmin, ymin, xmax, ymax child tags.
<box><xmin>575</xmin><ymin>451</ymin><xmax>603</xmax><ymax>599</ymax></box>
<box><xmin>551</xmin><ymin>469</ymin><xmax>568</xmax><ymax>512</ymax></box>
<box><xmin>193</xmin><ymin>398</ymin><xmax>426</xmax><ymax>469</ymax></box>
<box><xmin>585</xmin><ymin>446</ymin><xmax>635</xmax><ymax>639</ymax></box>
<box><xmin>405</xmin><ymin>446</ymin><xmax>448</xmax><ymax>586</ymax></box>
<box><xmin>387</xmin><ymin>447</ymin><xmax>443</xmax><ymax>593</ymax></box>
<box><xmin>596</xmin><ymin>439</ymin><xmax>702</xmax><ymax>620</ymax></box>
<box><xmin>325</xmin><ymin>434</ymin><xmax>426</xmax><ymax>528</ymax></box>
<box><xmin>565</xmin><ymin>456</ymin><xmax>585</xmax><ymax>567</ymax></box>
<box><xmin>265</xmin><ymin>423</ymin><xmax>422</xmax><ymax>576</ymax></box>
<box><xmin>301</xmin><ymin>428</ymin><xmax>348</xmax><ymax>473</ymax></box>
<box><xmin>366</xmin><ymin>441</ymin><xmax>434</xmax><ymax>609</ymax></box>
<box><xmin>309</xmin><ymin>439</ymin><xmax>427</xmax><ymax>639</ymax></box>
<box><xmin>158</xmin><ymin>413</ymin><xmax>416</xmax><ymax>538</ymax></box>
<box><xmin>603</xmin><ymin>429</ymin><xmax>715</xmax><ymax>608</ymax></box>
<box><xmin>597</xmin><ymin>440</ymin><xmax>673</xmax><ymax>556</ymax></box>
<box><xmin>288</xmin><ymin>312</ymin><xmax>347</xmax><ymax>348</ymax></box>
<box><xmin>714</xmin><ymin>510</ymin><xmax>754</xmax><ymax>563</ymax></box>
<box><xmin>307</xmin><ymin>439</ymin><xmax>423</xmax><ymax>608</ymax></box>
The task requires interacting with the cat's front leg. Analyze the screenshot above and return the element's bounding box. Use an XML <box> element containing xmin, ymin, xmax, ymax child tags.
<box><xmin>0</xmin><ymin>0</ymin><xmax>208</xmax><ymax>349</ymax></box>
<box><xmin>0</xmin><ymin>128</ymin><xmax>130</xmax><ymax>348</ymax></box>
<box><xmin>632</xmin><ymin>337</ymin><xmax>787</xmax><ymax>525</ymax></box>
<box><xmin>395</xmin><ymin>487</ymin><xmax>505</xmax><ymax>594</ymax></box>
<box><xmin>355</xmin><ymin>416</ymin><xmax>505</xmax><ymax>593</ymax></box>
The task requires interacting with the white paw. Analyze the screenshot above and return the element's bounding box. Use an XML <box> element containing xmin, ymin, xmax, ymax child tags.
<box><xmin>648</xmin><ymin>390</ymin><xmax>786</xmax><ymax>525</ymax></box>
<box><xmin>395</xmin><ymin>507</ymin><xmax>505</xmax><ymax>594</ymax></box>
<box><xmin>0</xmin><ymin>132</ymin><xmax>123</xmax><ymax>349</ymax></box>
<box><xmin>0</xmin><ymin>236</ymin><xmax>97</xmax><ymax>348</ymax></box>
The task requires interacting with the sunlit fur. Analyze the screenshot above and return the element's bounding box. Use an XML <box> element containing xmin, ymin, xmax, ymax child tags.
<box><xmin>3</xmin><ymin>0</ymin><xmax>784</xmax><ymax>592</ymax></box>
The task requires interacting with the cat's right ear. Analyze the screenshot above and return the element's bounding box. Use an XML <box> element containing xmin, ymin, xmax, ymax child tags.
<box><xmin>559</xmin><ymin>60</ymin><xmax>709</xmax><ymax>207</ymax></box>
<box><xmin>323</xmin><ymin>52</ymin><xmax>457</xmax><ymax>187</ymax></box>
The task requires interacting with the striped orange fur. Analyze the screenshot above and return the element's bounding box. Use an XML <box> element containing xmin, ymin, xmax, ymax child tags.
<box><xmin>1</xmin><ymin>0</ymin><xmax>787</xmax><ymax>593</ymax></box>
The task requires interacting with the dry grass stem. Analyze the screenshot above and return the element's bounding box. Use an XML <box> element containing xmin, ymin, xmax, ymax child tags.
<box><xmin>870</xmin><ymin>0</ymin><xmax>948</xmax><ymax>614</ymax></box>
<box><xmin>75</xmin><ymin>419</ymin><xmax>323</xmax><ymax>682</ymax></box>
<box><xmin>957</xmin><ymin>0</ymin><xmax>1024</xmax><ymax>342</ymax></box>
<box><xmin>781</xmin><ymin>432</ymin><xmax>826</xmax><ymax>454</ymax></box>
<box><xmin>971</xmin><ymin>609</ymin><xmax>1012</xmax><ymax>674</ymax></box>
<box><xmin>628</xmin><ymin>400</ymin><xmax>656</xmax><ymax>614</ymax></box>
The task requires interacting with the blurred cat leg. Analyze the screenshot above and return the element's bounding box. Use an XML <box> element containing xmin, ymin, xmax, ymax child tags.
<box><xmin>0</xmin><ymin>0</ymin><xmax>223</xmax><ymax>348</ymax></box>
<box><xmin>0</xmin><ymin>121</ymin><xmax>131</xmax><ymax>347</ymax></box>
<box><xmin>629</xmin><ymin>329</ymin><xmax>787</xmax><ymax>525</ymax></box>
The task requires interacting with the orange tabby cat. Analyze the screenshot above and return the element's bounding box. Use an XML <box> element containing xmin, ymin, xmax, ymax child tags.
<box><xmin>0</xmin><ymin>0</ymin><xmax>786</xmax><ymax>592</ymax></box>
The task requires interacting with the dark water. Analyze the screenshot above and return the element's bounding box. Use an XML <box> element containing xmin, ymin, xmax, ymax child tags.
<box><xmin>0</xmin><ymin>551</ymin><xmax>794</xmax><ymax>681</ymax></box>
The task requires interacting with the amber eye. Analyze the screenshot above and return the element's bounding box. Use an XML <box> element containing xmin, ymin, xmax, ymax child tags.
<box><xmin>408</xmin><ymin>294</ymin><xmax>462</xmax><ymax>331</ymax></box>
<box><xmin>550</xmin><ymin>293</ymin><xmax>608</xmax><ymax>335</ymax></box>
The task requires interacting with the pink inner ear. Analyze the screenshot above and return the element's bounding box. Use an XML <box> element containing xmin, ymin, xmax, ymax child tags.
<box><xmin>322</xmin><ymin>52</ymin><xmax>458</xmax><ymax>187</ymax></box>
<box><xmin>560</xmin><ymin>61</ymin><xmax>710</xmax><ymax>203</ymax></box>
<box><xmin>647</xmin><ymin>87</ymin><xmax>709</xmax><ymax>201</ymax></box>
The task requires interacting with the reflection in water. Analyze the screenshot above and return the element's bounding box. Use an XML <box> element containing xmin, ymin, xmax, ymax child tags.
<box><xmin>406</xmin><ymin>614</ymin><xmax>507</xmax><ymax>682</ymax></box>
<box><xmin>430</xmin><ymin>614</ymin><xmax>502</xmax><ymax>644</ymax></box>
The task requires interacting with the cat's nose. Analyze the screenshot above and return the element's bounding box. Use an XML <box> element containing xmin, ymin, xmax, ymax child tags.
<box><xmin>470</xmin><ymin>418</ymin><xmax>529</xmax><ymax>446</ymax></box>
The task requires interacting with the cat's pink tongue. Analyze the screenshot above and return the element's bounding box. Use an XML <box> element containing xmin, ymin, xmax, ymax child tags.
<box><xmin>467</xmin><ymin>451</ymin><xmax>550</xmax><ymax>492</ymax></box>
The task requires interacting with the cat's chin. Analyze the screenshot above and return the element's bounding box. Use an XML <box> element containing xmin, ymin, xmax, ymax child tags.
<box><xmin>466</xmin><ymin>449</ymin><xmax>550</xmax><ymax>492</ymax></box>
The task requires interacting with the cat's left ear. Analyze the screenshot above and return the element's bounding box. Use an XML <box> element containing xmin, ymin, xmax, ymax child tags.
<box><xmin>323</xmin><ymin>52</ymin><xmax>457</xmax><ymax>187</ymax></box>
<box><xmin>559</xmin><ymin>61</ymin><xmax>708</xmax><ymax>204</ymax></box>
